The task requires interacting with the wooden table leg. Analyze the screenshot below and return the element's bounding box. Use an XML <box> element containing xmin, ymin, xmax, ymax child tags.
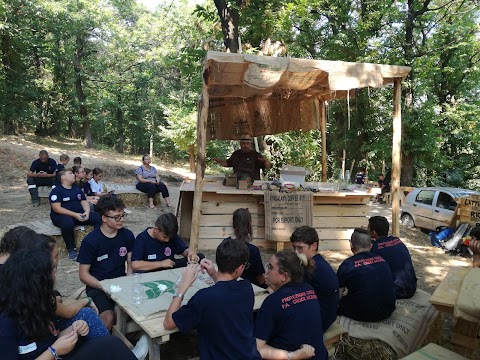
<box><xmin>147</xmin><ymin>336</ymin><xmax>161</xmax><ymax>360</ymax></box>
<box><xmin>451</xmin><ymin>318</ymin><xmax>480</xmax><ymax>359</ymax></box>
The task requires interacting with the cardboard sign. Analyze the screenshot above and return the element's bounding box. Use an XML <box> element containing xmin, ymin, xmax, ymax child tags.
<box><xmin>264</xmin><ymin>190</ymin><xmax>313</xmax><ymax>242</ymax></box>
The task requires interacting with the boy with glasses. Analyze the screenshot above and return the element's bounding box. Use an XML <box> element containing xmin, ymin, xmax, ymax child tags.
<box><xmin>164</xmin><ymin>239</ymin><xmax>262</xmax><ymax>359</ymax></box>
<box><xmin>290</xmin><ymin>226</ymin><xmax>339</xmax><ymax>331</ymax></box>
<box><xmin>77</xmin><ymin>194</ymin><xmax>135</xmax><ymax>331</ymax></box>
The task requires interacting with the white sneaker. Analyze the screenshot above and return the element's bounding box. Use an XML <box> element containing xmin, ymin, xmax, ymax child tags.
<box><xmin>132</xmin><ymin>334</ymin><xmax>148</xmax><ymax>360</ymax></box>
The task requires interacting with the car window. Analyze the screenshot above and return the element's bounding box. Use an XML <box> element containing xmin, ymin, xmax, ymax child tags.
<box><xmin>436</xmin><ymin>192</ymin><xmax>457</xmax><ymax>210</ymax></box>
<box><xmin>415</xmin><ymin>190</ymin><xmax>435</xmax><ymax>205</ymax></box>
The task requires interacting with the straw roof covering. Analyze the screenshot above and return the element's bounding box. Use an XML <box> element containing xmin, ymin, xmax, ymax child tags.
<box><xmin>202</xmin><ymin>51</ymin><xmax>411</xmax><ymax>140</ymax></box>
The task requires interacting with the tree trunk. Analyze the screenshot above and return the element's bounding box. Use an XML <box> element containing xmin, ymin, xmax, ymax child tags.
<box><xmin>1</xmin><ymin>34</ymin><xmax>17</xmax><ymax>135</ymax></box>
<box><xmin>401</xmin><ymin>152</ymin><xmax>414</xmax><ymax>186</ymax></box>
<box><xmin>213</xmin><ymin>0</ymin><xmax>243</xmax><ymax>53</ymax></box>
<box><xmin>116</xmin><ymin>92</ymin><xmax>124</xmax><ymax>153</ymax></box>
<box><xmin>74</xmin><ymin>34</ymin><xmax>93</xmax><ymax>148</ymax></box>
<box><xmin>68</xmin><ymin>116</ymin><xmax>76</xmax><ymax>138</ymax></box>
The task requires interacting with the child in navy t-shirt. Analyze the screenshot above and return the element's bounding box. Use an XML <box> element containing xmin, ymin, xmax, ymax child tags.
<box><xmin>164</xmin><ymin>239</ymin><xmax>261</xmax><ymax>360</ymax></box>
<box><xmin>255</xmin><ymin>250</ymin><xmax>327</xmax><ymax>360</ymax></box>
<box><xmin>368</xmin><ymin>216</ymin><xmax>417</xmax><ymax>299</ymax></box>
<box><xmin>77</xmin><ymin>195</ymin><xmax>134</xmax><ymax>331</ymax></box>
<box><xmin>290</xmin><ymin>226</ymin><xmax>339</xmax><ymax>331</ymax></box>
<box><xmin>131</xmin><ymin>213</ymin><xmax>202</xmax><ymax>273</ymax></box>
<box><xmin>337</xmin><ymin>228</ymin><xmax>396</xmax><ymax>322</ymax></box>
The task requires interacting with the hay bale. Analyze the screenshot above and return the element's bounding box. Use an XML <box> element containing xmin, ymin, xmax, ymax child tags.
<box><xmin>423</xmin><ymin>312</ymin><xmax>443</xmax><ymax>346</ymax></box>
<box><xmin>335</xmin><ymin>336</ymin><xmax>398</xmax><ymax>360</ymax></box>
<box><xmin>52</xmin><ymin>225</ymin><xmax>94</xmax><ymax>255</ymax></box>
<box><xmin>116</xmin><ymin>192</ymin><xmax>161</xmax><ymax>207</ymax></box>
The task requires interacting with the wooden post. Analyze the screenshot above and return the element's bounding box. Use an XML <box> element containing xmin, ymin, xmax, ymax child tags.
<box><xmin>341</xmin><ymin>149</ymin><xmax>346</xmax><ymax>179</ymax></box>
<box><xmin>365</xmin><ymin>153</ymin><xmax>369</xmax><ymax>183</ymax></box>
<box><xmin>189</xmin><ymin>83</ymin><xmax>209</xmax><ymax>253</ymax></box>
<box><xmin>391</xmin><ymin>78</ymin><xmax>402</xmax><ymax>237</ymax></box>
<box><xmin>382</xmin><ymin>160</ymin><xmax>385</xmax><ymax>176</ymax></box>
<box><xmin>321</xmin><ymin>101</ymin><xmax>327</xmax><ymax>182</ymax></box>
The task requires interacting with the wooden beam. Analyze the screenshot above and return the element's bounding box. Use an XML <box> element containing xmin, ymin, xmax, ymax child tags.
<box><xmin>189</xmin><ymin>81</ymin><xmax>209</xmax><ymax>252</ymax></box>
<box><xmin>391</xmin><ymin>78</ymin><xmax>402</xmax><ymax>237</ymax></box>
<box><xmin>321</xmin><ymin>101</ymin><xmax>327</xmax><ymax>182</ymax></box>
<box><xmin>341</xmin><ymin>149</ymin><xmax>346</xmax><ymax>180</ymax></box>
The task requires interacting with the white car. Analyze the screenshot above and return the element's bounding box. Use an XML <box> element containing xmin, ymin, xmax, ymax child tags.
<box><xmin>400</xmin><ymin>187</ymin><xmax>479</xmax><ymax>231</ymax></box>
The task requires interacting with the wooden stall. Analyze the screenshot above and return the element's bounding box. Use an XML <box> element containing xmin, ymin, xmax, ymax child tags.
<box><xmin>178</xmin><ymin>180</ymin><xmax>371</xmax><ymax>251</ymax></box>
<box><xmin>186</xmin><ymin>51</ymin><xmax>411</xmax><ymax>251</ymax></box>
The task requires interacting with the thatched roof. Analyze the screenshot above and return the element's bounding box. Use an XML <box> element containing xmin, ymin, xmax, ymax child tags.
<box><xmin>202</xmin><ymin>51</ymin><xmax>411</xmax><ymax>140</ymax></box>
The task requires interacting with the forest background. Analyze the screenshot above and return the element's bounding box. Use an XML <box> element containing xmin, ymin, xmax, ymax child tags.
<box><xmin>1</xmin><ymin>0</ymin><xmax>479</xmax><ymax>187</ymax></box>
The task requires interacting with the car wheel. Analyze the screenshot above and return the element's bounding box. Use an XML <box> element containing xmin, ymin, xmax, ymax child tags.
<box><xmin>401</xmin><ymin>213</ymin><xmax>415</xmax><ymax>228</ymax></box>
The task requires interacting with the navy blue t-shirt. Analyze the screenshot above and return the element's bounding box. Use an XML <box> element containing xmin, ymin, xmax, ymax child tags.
<box><xmin>83</xmin><ymin>181</ymin><xmax>94</xmax><ymax>197</ymax></box>
<box><xmin>371</xmin><ymin>236</ymin><xmax>417</xmax><ymax>299</ymax></box>
<box><xmin>224</xmin><ymin>237</ymin><xmax>264</xmax><ymax>287</ymax></box>
<box><xmin>29</xmin><ymin>158</ymin><xmax>57</xmax><ymax>174</ymax></box>
<box><xmin>132</xmin><ymin>228</ymin><xmax>188</xmax><ymax>264</ymax></box>
<box><xmin>337</xmin><ymin>251</ymin><xmax>396</xmax><ymax>322</ymax></box>
<box><xmin>0</xmin><ymin>314</ymin><xmax>57</xmax><ymax>360</ymax></box>
<box><xmin>49</xmin><ymin>185</ymin><xmax>86</xmax><ymax>214</ymax></box>
<box><xmin>56</xmin><ymin>163</ymin><xmax>65</xmax><ymax>172</ymax></box>
<box><xmin>173</xmin><ymin>279</ymin><xmax>261</xmax><ymax>360</ymax></box>
<box><xmin>255</xmin><ymin>282</ymin><xmax>328</xmax><ymax>360</ymax></box>
<box><xmin>77</xmin><ymin>227</ymin><xmax>134</xmax><ymax>281</ymax></box>
<box><xmin>304</xmin><ymin>254</ymin><xmax>339</xmax><ymax>331</ymax></box>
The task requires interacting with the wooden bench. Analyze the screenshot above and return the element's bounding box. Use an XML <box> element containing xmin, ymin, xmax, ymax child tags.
<box><xmin>7</xmin><ymin>220</ymin><xmax>93</xmax><ymax>255</ymax></box>
<box><xmin>38</xmin><ymin>186</ymin><xmax>52</xmax><ymax>205</ymax></box>
<box><xmin>104</xmin><ymin>182</ymin><xmax>161</xmax><ymax>207</ymax></box>
<box><xmin>429</xmin><ymin>266</ymin><xmax>479</xmax><ymax>358</ymax></box>
<box><xmin>400</xmin><ymin>343</ymin><xmax>468</xmax><ymax>359</ymax></box>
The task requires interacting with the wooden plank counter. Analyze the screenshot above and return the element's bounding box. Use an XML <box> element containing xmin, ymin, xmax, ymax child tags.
<box><xmin>177</xmin><ymin>180</ymin><xmax>373</xmax><ymax>250</ymax></box>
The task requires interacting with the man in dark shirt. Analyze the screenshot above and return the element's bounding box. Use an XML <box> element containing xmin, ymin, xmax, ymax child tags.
<box><xmin>377</xmin><ymin>174</ymin><xmax>390</xmax><ymax>202</ymax></box>
<box><xmin>368</xmin><ymin>216</ymin><xmax>417</xmax><ymax>299</ymax></box>
<box><xmin>213</xmin><ymin>137</ymin><xmax>271</xmax><ymax>181</ymax></box>
<box><xmin>337</xmin><ymin>228</ymin><xmax>396</xmax><ymax>322</ymax></box>
<box><xmin>27</xmin><ymin>150</ymin><xmax>57</xmax><ymax>207</ymax></box>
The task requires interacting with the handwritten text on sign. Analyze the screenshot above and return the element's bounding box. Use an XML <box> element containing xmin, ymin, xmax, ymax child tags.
<box><xmin>264</xmin><ymin>190</ymin><xmax>312</xmax><ymax>241</ymax></box>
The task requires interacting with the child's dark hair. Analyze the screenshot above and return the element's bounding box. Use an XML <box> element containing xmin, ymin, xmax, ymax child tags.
<box><xmin>96</xmin><ymin>194</ymin><xmax>125</xmax><ymax>216</ymax></box>
<box><xmin>92</xmin><ymin>167</ymin><xmax>103</xmax><ymax>176</ymax></box>
<box><xmin>368</xmin><ymin>216</ymin><xmax>389</xmax><ymax>237</ymax></box>
<box><xmin>59</xmin><ymin>154</ymin><xmax>70</xmax><ymax>162</ymax></box>
<box><xmin>351</xmin><ymin>228</ymin><xmax>372</xmax><ymax>250</ymax></box>
<box><xmin>290</xmin><ymin>226</ymin><xmax>319</xmax><ymax>247</ymax></box>
<box><xmin>73</xmin><ymin>156</ymin><xmax>82</xmax><ymax>165</ymax></box>
<box><xmin>0</xmin><ymin>226</ymin><xmax>38</xmax><ymax>254</ymax></box>
<box><xmin>216</xmin><ymin>239</ymin><xmax>249</xmax><ymax>274</ymax></box>
<box><xmin>274</xmin><ymin>249</ymin><xmax>305</xmax><ymax>283</ymax></box>
<box><xmin>84</xmin><ymin>167</ymin><xmax>92</xmax><ymax>176</ymax></box>
<box><xmin>142</xmin><ymin>154</ymin><xmax>149</xmax><ymax>162</ymax></box>
<box><xmin>155</xmin><ymin>213</ymin><xmax>178</xmax><ymax>238</ymax></box>
<box><xmin>232</xmin><ymin>208</ymin><xmax>252</xmax><ymax>243</ymax></box>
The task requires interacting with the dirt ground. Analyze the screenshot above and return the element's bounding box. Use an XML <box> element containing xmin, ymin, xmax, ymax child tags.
<box><xmin>0</xmin><ymin>135</ymin><xmax>476</xmax><ymax>359</ymax></box>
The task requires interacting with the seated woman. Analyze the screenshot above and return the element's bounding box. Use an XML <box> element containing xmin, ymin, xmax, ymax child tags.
<box><xmin>135</xmin><ymin>155</ymin><xmax>171</xmax><ymax>209</ymax></box>
<box><xmin>0</xmin><ymin>248</ymin><xmax>140</xmax><ymax>360</ymax></box>
<box><xmin>223</xmin><ymin>208</ymin><xmax>265</xmax><ymax>287</ymax></box>
<box><xmin>255</xmin><ymin>250</ymin><xmax>328</xmax><ymax>360</ymax></box>
<box><xmin>88</xmin><ymin>168</ymin><xmax>107</xmax><ymax>197</ymax></box>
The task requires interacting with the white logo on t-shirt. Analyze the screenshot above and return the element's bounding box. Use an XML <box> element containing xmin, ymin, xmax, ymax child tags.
<box><xmin>97</xmin><ymin>254</ymin><xmax>108</xmax><ymax>262</ymax></box>
<box><xmin>50</xmin><ymin>195</ymin><xmax>57</xmax><ymax>201</ymax></box>
<box><xmin>148</xmin><ymin>254</ymin><xmax>157</xmax><ymax>260</ymax></box>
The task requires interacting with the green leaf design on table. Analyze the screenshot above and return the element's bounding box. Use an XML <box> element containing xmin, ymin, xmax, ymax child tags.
<box><xmin>142</xmin><ymin>280</ymin><xmax>176</xmax><ymax>299</ymax></box>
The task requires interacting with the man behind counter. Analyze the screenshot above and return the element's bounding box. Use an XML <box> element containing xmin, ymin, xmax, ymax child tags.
<box><xmin>213</xmin><ymin>137</ymin><xmax>271</xmax><ymax>180</ymax></box>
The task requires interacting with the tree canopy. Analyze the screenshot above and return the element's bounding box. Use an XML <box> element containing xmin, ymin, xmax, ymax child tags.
<box><xmin>1</xmin><ymin>0</ymin><xmax>479</xmax><ymax>187</ymax></box>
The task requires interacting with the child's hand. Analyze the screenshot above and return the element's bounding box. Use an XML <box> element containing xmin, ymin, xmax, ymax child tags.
<box><xmin>72</xmin><ymin>320</ymin><xmax>89</xmax><ymax>337</ymax></box>
<box><xmin>52</xmin><ymin>331</ymin><xmax>78</xmax><ymax>356</ymax></box>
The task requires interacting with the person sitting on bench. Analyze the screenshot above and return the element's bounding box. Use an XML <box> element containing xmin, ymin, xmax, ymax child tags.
<box><xmin>131</xmin><ymin>212</ymin><xmax>203</xmax><ymax>273</ymax></box>
<box><xmin>50</xmin><ymin>169</ymin><xmax>102</xmax><ymax>260</ymax></box>
<box><xmin>337</xmin><ymin>228</ymin><xmax>396</xmax><ymax>322</ymax></box>
<box><xmin>135</xmin><ymin>155</ymin><xmax>172</xmax><ymax>209</ymax></box>
<box><xmin>290</xmin><ymin>226</ymin><xmax>339</xmax><ymax>331</ymax></box>
<box><xmin>27</xmin><ymin>149</ymin><xmax>57</xmax><ymax>207</ymax></box>
<box><xmin>368</xmin><ymin>216</ymin><xmax>417</xmax><ymax>299</ymax></box>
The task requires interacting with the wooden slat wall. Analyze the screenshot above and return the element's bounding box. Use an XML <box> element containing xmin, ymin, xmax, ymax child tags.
<box><xmin>178</xmin><ymin>187</ymin><xmax>372</xmax><ymax>251</ymax></box>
